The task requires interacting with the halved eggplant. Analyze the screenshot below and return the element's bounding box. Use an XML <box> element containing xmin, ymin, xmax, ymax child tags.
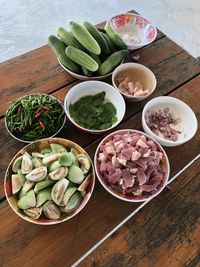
<box><xmin>12</xmin><ymin>156</ymin><xmax>23</xmax><ymax>173</ymax></box>
<box><xmin>11</xmin><ymin>174</ymin><xmax>22</xmax><ymax>194</ymax></box>
<box><xmin>77</xmin><ymin>154</ymin><xmax>91</xmax><ymax>174</ymax></box>
<box><xmin>49</xmin><ymin>167</ymin><xmax>68</xmax><ymax>180</ymax></box>
<box><xmin>26</xmin><ymin>166</ymin><xmax>47</xmax><ymax>182</ymax></box>
<box><xmin>50</xmin><ymin>143</ymin><xmax>67</xmax><ymax>153</ymax></box>
<box><xmin>67</xmin><ymin>165</ymin><xmax>84</xmax><ymax>184</ymax></box>
<box><xmin>51</xmin><ymin>178</ymin><xmax>69</xmax><ymax>205</ymax></box>
<box><xmin>21</xmin><ymin>152</ymin><xmax>33</xmax><ymax>174</ymax></box>
<box><xmin>23</xmin><ymin>207</ymin><xmax>42</xmax><ymax>219</ymax></box>
<box><xmin>61</xmin><ymin>192</ymin><xmax>82</xmax><ymax>213</ymax></box>
<box><xmin>43</xmin><ymin>201</ymin><xmax>61</xmax><ymax>220</ymax></box>
<box><xmin>18</xmin><ymin>190</ymin><xmax>36</xmax><ymax>210</ymax></box>
<box><xmin>36</xmin><ymin>188</ymin><xmax>52</xmax><ymax>207</ymax></box>
<box><xmin>60</xmin><ymin>187</ymin><xmax>77</xmax><ymax>206</ymax></box>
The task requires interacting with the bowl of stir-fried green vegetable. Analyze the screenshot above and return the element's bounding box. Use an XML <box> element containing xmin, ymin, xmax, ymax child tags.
<box><xmin>5</xmin><ymin>94</ymin><xmax>66</xmax><ymax>143</ymax></box>
<box><xmin>64</xmin><ymin>81</ymin><xmax>126</xmax><ymax>134</ymax></box>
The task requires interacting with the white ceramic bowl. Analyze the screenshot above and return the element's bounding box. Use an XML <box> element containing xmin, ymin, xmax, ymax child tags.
<box><xmin>112</xmin><ymin>63</ymin><xmax>157</xmax><ymax>102</ymax></box>
<box><xmin>58</xmin><ymin>59</ymin><xmax>118</xmax><ymax>81</ymax></box>
<box><xmin>94</xmin><ymin>129</ymin><xmax>170</xmax><ymax>202</ymax></box>
<box><xmin>142</xmin><ymin>96</ymin><xmax>198</xmax><ymax>147</ymax></box>
<box><xmin>106</xmin><ymin>13</ymin><xmax>157</xmax><ymax>50</ymax></box>
<box><xmin>64</xmin><ymin>81</ymin><xmax>126</xmax><ymax>134</ymax></box>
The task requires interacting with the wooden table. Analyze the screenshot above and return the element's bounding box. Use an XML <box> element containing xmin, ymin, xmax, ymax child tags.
<box><xmin>0</xmin><ymin>11</ymin><xmax>200</xmax><ymax>267</ymax></box>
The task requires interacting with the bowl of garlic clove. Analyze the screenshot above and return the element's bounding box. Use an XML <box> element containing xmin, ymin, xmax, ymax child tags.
<box><xmin>112</xmin><ymin>63</ymin><xmax>157</xmax><ymax>102</ymax></box>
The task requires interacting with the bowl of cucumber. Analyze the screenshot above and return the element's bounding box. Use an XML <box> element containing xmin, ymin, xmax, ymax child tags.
<box><xmin>48</xmin><ymin>20</ymin><xmax>129</xmax><ymax>80</ymax></box>
<box><xmin>4</xmin><ymin>138</ymin><xmax>95</xmax><ymax>225</ymax></box>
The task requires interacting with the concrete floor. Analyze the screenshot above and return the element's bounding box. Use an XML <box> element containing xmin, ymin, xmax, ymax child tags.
<box><xmin>0</xmin><ymin>0</ymin><xmax>199</xmax><ymax>62</ymax></box>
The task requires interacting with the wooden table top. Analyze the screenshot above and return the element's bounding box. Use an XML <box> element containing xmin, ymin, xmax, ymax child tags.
<box><xmin>0</xmin><ymin>11</ymin><xmax>200</xmax><ymax>267</ymax></box>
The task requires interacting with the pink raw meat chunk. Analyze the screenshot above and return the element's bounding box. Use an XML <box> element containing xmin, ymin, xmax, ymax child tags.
<box><xmin>97</xmin><ymin>131</ymin><xmax>167</xmax><ymax>198</ymax></box>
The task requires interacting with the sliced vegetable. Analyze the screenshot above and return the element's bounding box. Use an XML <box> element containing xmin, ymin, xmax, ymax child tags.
<box><xmin>12</xmin><ymin>174</ymin><xmax>22</xmax><ymax>194</ymax></box>
<box><xmin>21</xmin><ymin>152</ymin><xmax>33</xmax><ymax>174</ymax></box>
<box><xmin>26</xmin><ymin>166</ymin><xmax>47</xmax><ymax>182</ymax></box>
<box><xmin>18</xmin><ymin>190</ymin><xmax>36</xmax><ymax>210</ymax></box>
<box><xmin>78</xmin><ymin>174</ymin><xmax>91</xmax><ymax>192</ymax></box>
<box><xmin>33</xmin><ymin>157</ymin><xmax>43</xmax><ymax>168</ymax></box>
<box><xmin>50</xmin><ymin>143</ymin><xmax>67</xmax><ymax>153</ymax></box>
<box><xmin>67</xmin><ymin>165</ymin><xmax>84</xmax><ymax>184</ymax></box>
<box><xmin>36</xmin><ymin>188</ymin><xmax>52</xmax><ymax>207</ymax></box>
<box><xmin>12</xmin><ymin>156</ymin><xmax>23</xmax><ymax>173</ymax></box>
<box><xmin>60</xmin><ymin>187</ymin><xmax>77</xmax><ymax>206</ymax></box>
<box><xmin>43</xmin><ymin>201</ymin><xmax>61</xmax><ymax>220</ymax></box>
<box><xmin>17</xmin><ymin>169</ymin><xmax>26</xmax><ymax>186</ymax></box>
<box><xmin>51</xmin><ymin>178</ymin><xmax>69</xmax><ymax>205</ymax></box>
<box><xmin>23</xmin><ymin>207</ymin><xmax>42</xmax><ymax>219</ymax></box>
<box><xmin>19</xmin><ymin>180</ymin><xmax>35</xmax><ymax>198</ymax></box>
<box><xmin>34</xmin><ymin>178</ymin><xmax>55</xmax><ymax>194</ymax></box>
<box><xmin>77</xmin><ymin>154</ymin><xmax>91</xmax><ymax>174</ymax></box>
<box><xmin>49</xmin><ymin>161</ymin><xmax>62</xmax><ymax>172</ymax></box>
<box><xmin>49</xmin><ymin>167</ymin><xmax>68</xmax><ymax>180</ymax></box>
<box><xmin>42</xmin><ymin>153</ymin><xmax>61</xmax><ymax>166</ymax></box>
<box><xmin>59</xmin><ymin>152</ymin><xmax>73</xmax><ymax>167</ymax></box>
<box><xmin>62</xmin><ymin>192</ymin><xmax>82</xmax><ymax>213</ymax></box>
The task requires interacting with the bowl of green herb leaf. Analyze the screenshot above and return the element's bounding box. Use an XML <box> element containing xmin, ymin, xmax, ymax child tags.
<box><xmin>5</xmin><ymin>94</ymin><xmax>66</xmax><ymax>143</ymax></box>
<box><xmin>64</xmin><ymin>81</ymin><xmax>126</xmax><ymax>134</ymax></box>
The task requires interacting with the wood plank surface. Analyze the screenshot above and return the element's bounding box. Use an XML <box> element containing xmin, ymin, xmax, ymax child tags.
<box><xmin>79</xmin><ymin>157</ymin><xmax>200</xmax><ymax>267</ymax></box>
<box><xmin>0</xmin><ymin>75</ymin><xmax>199</xmax><ymax>267</ymax></box>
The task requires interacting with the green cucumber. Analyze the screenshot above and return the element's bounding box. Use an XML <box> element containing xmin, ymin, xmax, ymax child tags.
<box><xmin>102</xmin><ymin>33</ymin><xmax>116</xmax><ymax>53</ymax></box>
<box><xmin>70</xmin><ymin>21</ymin><xmax>101</xmax><ymax>55</ymax></box>
<box><xmin>83</xmin><ymin>21</ymin><xmax>110</xmax><ymax>54</ymax></box>
<box><xmin>57</xmin><ymin>27</ymin><xmax>85</xmax><ymax>50</ymax></box>
<box><xmin>98</xmin><ymin>50</ymin><xmax>129</xmax><ymax>76</ymax></box>
<box><xmin>89</xmin><ymin>53</ymin><xmax>101</xmax><ymax>67</ymax></box>
<box><xmin>104</xmin><ymin>25</ymin><xmax>127</xmax><ymax>49</ymax></box>
<box><xmin>82</xmin><ymin>67</ymin><xmax>93</xmax><ymax>77</ymax></box>
<box><xmin>48</xmin><ymin>35</ymin><xmax>80</xmax><ymax>73</ymax></box>
<box><xmin>66</xmin><ymin>46</ymin><xmax>99</xmax><ymax>72</ymax></box>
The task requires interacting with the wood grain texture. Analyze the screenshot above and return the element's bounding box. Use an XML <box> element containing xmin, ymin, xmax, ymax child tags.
<box><xmin>79</xmin><ymin>158</ymin><xmax>200</xmax><ymax>267</ymax></box>
<box><xmin>0</xmin><ymin>76</ymin><xmax>199</xmax><ymax>267</ymax></box>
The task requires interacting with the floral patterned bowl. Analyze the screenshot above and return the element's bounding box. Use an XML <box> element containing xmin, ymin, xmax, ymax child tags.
<box><xmin>4</xmin><ymin>138</ymin><xmax>95</xmax><ymax>225</ymax></box>
<box><xmin>106</xmin><ymin>13</ymin><xmax>157</xmax><ymax>50</ymax></box>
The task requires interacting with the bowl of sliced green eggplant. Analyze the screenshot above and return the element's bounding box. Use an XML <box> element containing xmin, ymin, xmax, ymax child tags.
<box><xmin>48</xmin><ymin>20</ymin><xmax>129</xmax><ymax>80</ymax></box>
<box><xmin>4</xmin><ymin>138</ymin><xmax>95</xmax><ymax>225</ymax></box>
<box><xmin>5</xmin><ymin>94</ymin><xmax>66</xmax><ymax>143</ymax></box>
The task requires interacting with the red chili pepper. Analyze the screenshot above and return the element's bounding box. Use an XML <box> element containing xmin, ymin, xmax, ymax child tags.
<box><xmin>35</xmin><ymin>111</ymin><xmax>42</xmax><ymax>118</ymax></box>
<box><xmin>39</xmin><ymin>121</ymin><xmax>45</xmax><ymax>129</ymax></box>
<box><xmin>42</xmin><ymin>106</ymin><xmax>49</xmax><ymax>111</ymax></box>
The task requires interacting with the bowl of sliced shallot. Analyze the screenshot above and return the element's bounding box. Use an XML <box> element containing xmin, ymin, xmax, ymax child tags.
<box><xmin>112</xmin><ymin>63</ymin><xmax>157</xmax><ymax>101</ymax></box>
<box><xmin>94</xmin><ymin>129</ymin><xmax>170</xmax><ymax>202</ymax></box>
<box><xmin>142</xmin><ymin>96</ymin><xmax>198</xmax><ymax>147</ymax></box>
